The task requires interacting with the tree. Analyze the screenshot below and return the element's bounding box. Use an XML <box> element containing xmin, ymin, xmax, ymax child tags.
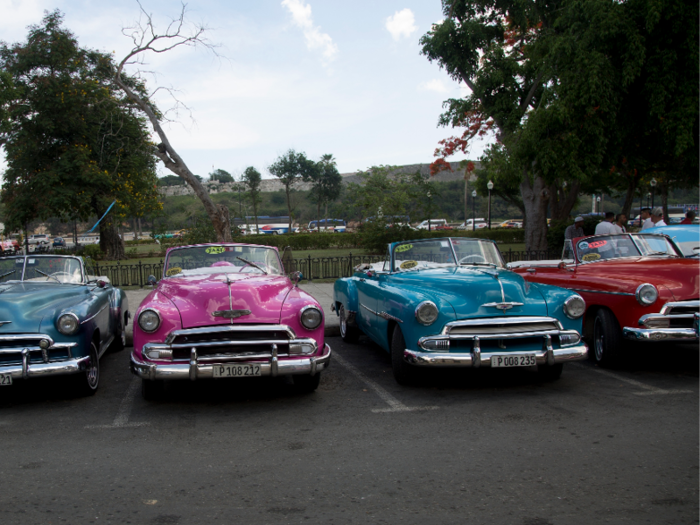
<box><xmin>0</xmin><ymin>11</ymin><xmax>161</xmax><ymax>259</ymax></box>
<box><xmin>307</xmin><ymin>154</ymin><xmax>342</xmax><ymax>231</ymax></box>
<box><xmin>241</xmin><ymin>167</ymin><xmax>262</xmax><ymax>233</ymax></box>
<box><xmin>209</xmin><ymin>169</ymin><xmax>234</xmax><ymax>183</ymax></box>
<box><xmin>112</xmin><ymin>4</ymin><xmax>232</xmax><ymax>242</ymax></box>
<box><xmin>268</xmin><ymin>149</ymin><xmax>318</xmax><ymax>233</ymax></box>
<box><xmin>157</xmin><ymin>174</ymin><xmax>185</xmax><ymax>187</ymax></box>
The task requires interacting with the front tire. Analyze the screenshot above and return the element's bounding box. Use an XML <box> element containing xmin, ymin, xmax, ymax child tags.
<box><xmin>75</xmin><ymin>341</ymin><xmax>100</xmax><ymax>396</ymax></box>
<box><xmin>339</xmin><ymin>304</ymin><xmax>360</xmax><ymax>343</ymax></box>
<box><xmin>592</xmin><ymin>308</ymin><xmax>622</xmax><ymax>367</ymax></box>
<box><xmin>293</xmin><ymin>373</ymin><xmax>321</xmax><ymax>393</ymax></box>
<box><xmin>391</xmin><ymin>325</ymin><xmax>417</xmax><ymax>385</ymax></box>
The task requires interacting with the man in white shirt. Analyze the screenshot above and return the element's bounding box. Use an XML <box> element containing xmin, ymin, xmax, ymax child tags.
<box><xmin>649</xmin><ymin>207</ymin><xmax>667</xmax><ymax>227</ymax></box>
<box><xmin>640</xmin><ymin>208</ymin><xmax>653</xmax><ymax>230</ymax></box>
<box><xmin>612</xmin><ymin>213</ymin><xmax>627</xmax><ymax>234</ymax></box>
<box><xmin>594</xmin><ymin>212</ymin><xmax>617</xmax><ymax>235</ymax></box>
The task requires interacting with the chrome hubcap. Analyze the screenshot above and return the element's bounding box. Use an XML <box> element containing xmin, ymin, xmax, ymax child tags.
<box><xmin>339</xmin><ymin>305</ymin><xmax>347</xmax><ymax>337</ymax></box>
<box><xmin>86</xmin><ymin>346</ymin><xmax>99</xmax><ymax>388</ymax></box>
<box><xmin>594</xmin><ymin>319</ymin><xmax>604</xmax><ymax>361</ymax></box>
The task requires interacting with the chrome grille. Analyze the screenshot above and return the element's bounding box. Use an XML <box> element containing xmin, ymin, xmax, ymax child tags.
<box><xmin>0</xmin><ymin>334</ymin><xmax>74</xmax><ymax>365</ymax></box>
<box><xmin>445</xmin><ymin>317</ymin><xmax>562</xmax><ymax>337</ymax></box>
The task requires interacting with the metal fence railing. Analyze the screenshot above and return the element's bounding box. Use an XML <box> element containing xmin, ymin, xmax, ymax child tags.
<box><xmin>91</xmin><ymin>249</ymin><xmax>559</xmax><ymax>288</ymax></box>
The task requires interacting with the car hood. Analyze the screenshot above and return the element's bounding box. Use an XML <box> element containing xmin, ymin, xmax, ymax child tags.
<box><xmin>387</xmin><ymin>267</ymin><xmax>549</xmax><ymax>318</ymax></box>
<box><xmin>0</xmin><ymin>282</ymin><xmax>90</xmax><ymax>331</ymax></box>
<box><xmin>156</xmin><ymin>273</ymin><xmax>292</xmax><ymax>329</ymax></box>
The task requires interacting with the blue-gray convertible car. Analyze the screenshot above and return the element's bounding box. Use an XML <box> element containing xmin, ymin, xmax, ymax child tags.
<box><xmin>0</xmin><ymin>255</ymin><xmax>129</xmax><ymax>395</ymax></box>
<box><xmin>333</xmin><ymin>237</ymin><xmax>588</xmax><ymax>384</ymax></box>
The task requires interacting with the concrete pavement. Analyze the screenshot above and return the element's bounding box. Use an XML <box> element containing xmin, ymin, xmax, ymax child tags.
<box><xmin>124</xmin><ymin>281</ymin><xmax>339</xmax><ymax>343</ymax></box>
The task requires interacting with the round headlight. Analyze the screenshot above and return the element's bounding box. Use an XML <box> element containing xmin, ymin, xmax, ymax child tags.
<box><xmin>415</xmin><ymin>301</ymin><xmax>439</xmax><ymax>326</ymax></box>
<box><xmin>57</xmin><ymin>313</ymin><xmax>79</xmax><ymax>335</ymax></box>
<box><xmin>300</xmin><ymin>306</ymin><xmax>323</xmax><ymax>330</ymax></box>
<box><xmin>563</xmin><ymin>295</ymin><xmax>586</xmax><ymax>319</ymax></box>
<box><xmin>138</xmin><ymin>309</ymin><xmax>161</xmax><ymax>333</ymax></box>
<box><xmin>635</xmin><ymin>283</ymin><xmax>658</xmax><ymax>306</ymax></box>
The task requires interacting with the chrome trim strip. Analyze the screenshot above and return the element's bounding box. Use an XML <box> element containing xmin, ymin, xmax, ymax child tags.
<box><xmin>622</xmin><ymin>326</ymin><xmax>698</xmax><ymax>342</ymax></box>
<box><xmin>169</xmin><ymin>338</ymin><xmax>292</xmax><ymax>349</ymax></box>
<box><xmin>80</xmin><ymin>304</ymin><xmax>108</xmax><ymax>325</ymax></box>
<box><xmin>660</xmin><ymin>300</ymin><xmax>700</xmax><ymax>315</ymax></box>
<box><xmin>482</xmin><ymin>302</ymin><xmax>524</xmax><ymax>311</ymax></box>
<box><xmin>164</xmin><ymin>324</ymin><xmax>296</xmax><ymax>344</ymax></box>
<box><xmin>360</xmin><ymin>303</ymin><xmax>379</xmax><ymax>316</ymax></box>
<box><xmin>442</xmin><ymin>316</ymin><xmax>564</xmax><ymax>335</ymax></box>
<box><xmin>639</xmin><ymin>313</ymin><xmax>695</xmax><ymax>327</ymax></box>
<box><xmin>212</xmin><ymin>310</ymin><xmax>251</xmax><ymax>319</ymax></box>
<box><xmin>403</xmin><ymin>344</ymin><xmax>588</xmax><ymax>367</ymax></box>
<box><xmin>131</xmin><ymin>344</ymin><xmax>332</xmax><ymax>380</ymax></box>
<box><xmin>569</xmin><ymin>288</ymin><xmax>634</xmax><ymax>297</ymax></box>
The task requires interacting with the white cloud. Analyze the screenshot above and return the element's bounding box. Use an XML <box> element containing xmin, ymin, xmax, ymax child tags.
<box><xmin>418</xmin><ymin>79</ymin><xmax>449</xmax><ymax>93</ymax></box>
<box><xmin>281</xmin><ymin>0</ymin><xmax>338</xmax><ymax>61</ymax></box>
<box><xmin>385</xmin><ymin>9</ymin><xmax>417</xmax><ymax>41</ymax></box>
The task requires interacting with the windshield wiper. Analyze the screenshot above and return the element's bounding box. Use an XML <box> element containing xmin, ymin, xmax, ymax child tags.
<box><xmin>236</xmin><ymin>257</ymin><xmax>267</xmax><ymax>274</ymax></box>
<box><xmin>646</xmin><ymin>251</ymin><xmax>672</xmax><ymax>256</ymax></box>
<box><xmin>0</xmin><ymin>270</ymin><xmax>16</xmax><ymax>281</ymax></box>
<box><xmin>35</xmin><ymin>270</ymin><xmax>62</xmax><ymax>283</ymax></box>
<box><xmin>460</xmin><ymin>262</ymin><xmax>497</xmax><ymax>267</ymax></box>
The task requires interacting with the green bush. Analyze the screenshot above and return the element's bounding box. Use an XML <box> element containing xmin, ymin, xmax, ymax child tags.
<box><xmin>77</xmin><ymin>244</ymin><xmax>104</xmax><ymax>260</ymax></box>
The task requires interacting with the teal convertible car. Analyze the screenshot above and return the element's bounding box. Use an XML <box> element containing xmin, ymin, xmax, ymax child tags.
<box><xmin>0</xmin><ymin>255</ymin><xmax>129</xmax><ymax>395</ymax></box>
<box><xmin>333</xmin><ymin>238</ymin><xmax>588</xmax><ymax>384</ymax></box>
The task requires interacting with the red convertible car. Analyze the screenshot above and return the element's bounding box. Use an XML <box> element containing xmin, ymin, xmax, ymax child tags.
<box><xmin>510</xmin><ymin>232</ymin><xmax>699</xmax><ymax>366</ymax></box>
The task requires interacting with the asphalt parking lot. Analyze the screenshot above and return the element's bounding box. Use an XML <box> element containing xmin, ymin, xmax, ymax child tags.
<box><xmin>0</xmin><ymin>337</ymin><xmax>697</xmax><ymax>525</ymax></box>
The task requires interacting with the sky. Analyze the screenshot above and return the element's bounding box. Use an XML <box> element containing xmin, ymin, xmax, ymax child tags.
<box><xmin>0</xmin><ymin>0</ymin><xmax>494</xmax><ymax>179</ymax></box>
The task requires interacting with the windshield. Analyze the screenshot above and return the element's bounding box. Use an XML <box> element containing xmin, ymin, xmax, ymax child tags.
<box><xmin>575</xmin><ymin>234</ymin><xmax>680</xmax><ymax>263</ymax></box>
<box><xmin>164</xmin><ymin>245</ymin><xmax>283</xmax><ymax>277</ymax></box>
<box><xmin>0</xmin><ymin>256</ymin><xmax>84</xmax><ymax>283</ymax></box>
<box><xmin>392</xmin><ymin>238</ymin><xmax>504</xmax><ymax>272</ymax></box>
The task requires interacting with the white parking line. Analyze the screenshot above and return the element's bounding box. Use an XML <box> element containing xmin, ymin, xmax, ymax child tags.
<box><xmin>571</xmin><ymin>363</ymin><xmax>694</xmax><ymax>395</ymax></box>
<box><xmin>85</xmin><ymin>377</ymin><xmax>150</xmax><ymax>429</ymax></box>
<box><xmin>333</xmin><ymin>352</ymin><xmax>438</xmax><ymax>413</ymax></box>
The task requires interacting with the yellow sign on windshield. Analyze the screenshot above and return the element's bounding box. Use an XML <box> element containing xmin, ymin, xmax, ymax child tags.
<box><xmin>400</xmin><ymin>260</ymin><xmax>418</xmax><ymax>270</ymax></box>
<box><xmin>205</xmin><ymin>246</ymin><xmax>225</xmax><ymax>255</ymax></box>
<box><xmin>166</xmin><ymin>267</ymin><xmax>182</xmax><ymax>276</ymax></box>
<box><xmin>395</xmin><ymin>244</ymin><xmax>413</xmax><ymax>253</ymax></box>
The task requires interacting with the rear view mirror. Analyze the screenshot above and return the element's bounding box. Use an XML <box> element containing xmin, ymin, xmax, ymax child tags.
<box><xmin>147</xmin><ymin>275</ymin><xmax>157</xmax><ymax>287</ymax></box>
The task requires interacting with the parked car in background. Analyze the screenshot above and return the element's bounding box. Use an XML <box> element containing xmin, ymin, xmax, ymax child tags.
<box><xmin>416</xmin><ymin>219</ymin><xmax>448</xmax><ymax>230</ymax></box>
<box><xmin>510</xmin><ymin>233</ymin><xmax>699</xmax><ymax>366</ymax></box>
<box><xmin>498</xmin><ymin>220</ymin><xmax>523</xmax><ymax>229</ymax></box>
<box><xmin>456</xmin><ymin>219</ymin><xmax>488</xmax><ymax>230</ymax></box>
<box><xmin>0</xmin><ymin>254</ymin><xmax>129</xmax><ymax>395</ymax></box>
<box><xmin>644</xmin><ymin>224</ymin><xmax>700</xmax><ymax>258</ymax></box>
<box><xmin>260</xmin><ymin>224</ymin><xmax>294</xmax><ymax>235</ymax></box>
<box><xmin>333</xmin><ymin>237</ymin><xmax>588</xmax><ymax>385</ymax></box>
<box><xmin>52</xmin><ymin>237</ymin><xmax>66</xmax><ymax>248</ymax></box>
<box><xmin>1</xmin><ymin>240</ymin><xmax>20</xmax><ymax>254</ymax></box>
<box><xmin>131</xmin><ymin>243</ymin><xmax>331</xmax><ymax>399</ymax></box>
<box><xmin>28</xmin><ymin>234</ymin><xmax>50</xmax><ymax>245</ymax></box>
<box><xmin>308</xmin><ymin>219</ymin><xmax>347</xmax><ymax>233</ymax></box>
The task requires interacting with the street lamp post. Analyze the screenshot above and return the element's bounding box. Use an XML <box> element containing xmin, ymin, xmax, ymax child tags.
<box><xmin>427</xmin><ymin>190</ymin><xmax>432</xmax><ymax>231</ymax></box>
<box><xmin>650</xmin><ymin>178</ymin><xmax>657</xmax><ymax>209</ymax></box>
<box><xmin>487</xmin><ymin>180</ymin><xmax>494</xmax><ymax>229</ymax></box>
<box><xmin>647</xmin><ymin>192</ymin><xmax>651</xmax><ymax>209</ymax></box>
<box><xmin>471</xmin><ymin>190</ymin><xmax>477</xmax><ymax>231</ymax></box>
<box><xmin>596</xmin><ymin>196</ymin><xmax>601</xmax><ymax>213</ymax></box>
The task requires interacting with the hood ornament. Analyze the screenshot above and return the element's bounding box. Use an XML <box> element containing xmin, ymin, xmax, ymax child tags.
<box><xmin>482</xmin><ymin>302</ymin><xmax>523</xmax><ymax>311</ymax></box>
<box><xmin>213</xmin><ymin>310</ymin><xmax>251</xmax><ymax>319</ymax></box>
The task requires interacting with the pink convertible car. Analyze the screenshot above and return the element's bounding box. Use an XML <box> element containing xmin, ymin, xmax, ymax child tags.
<box><xmin>130</xmin><ymin>243</ymin><xmax>331</xmax><ymax>399</ymax></box>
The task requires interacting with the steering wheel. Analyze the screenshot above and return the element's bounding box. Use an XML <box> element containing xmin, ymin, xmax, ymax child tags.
<box><xmin>47</xmin><ymin>271</ymin><xmax>73</xmax><ymax>282</ymax></box>
<box><xmin>458</xmin><ymin>254</ymin><xmax>487</xmax><ymax>264</ymax></box>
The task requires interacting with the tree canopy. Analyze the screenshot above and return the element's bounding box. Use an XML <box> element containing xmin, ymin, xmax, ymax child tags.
<box><xmin>268</xmin><ymin>149</ymin><xmax>318</xmax><ymax>233</ymax></box>
<box><xmin>0</xmin><ymin>11</ymin><xmax>160</xmax><ymax>258</ymax></box>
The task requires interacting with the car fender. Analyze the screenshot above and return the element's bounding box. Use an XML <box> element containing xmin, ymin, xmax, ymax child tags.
<box><xmin>333</xmin><ymin>277</ymin><xmax>359</xmax><ymax>315</ymax></box>
<box><xmin>528</xmin><ymin>281</ymin><xmax>584</xmax><ymax>333</ymax></box>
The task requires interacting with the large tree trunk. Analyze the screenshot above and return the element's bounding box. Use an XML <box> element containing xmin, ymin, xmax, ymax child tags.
<box><xmin>660</xmin><ymin>179</ymin><xmax>669</xmax><ymax>224</ymax></box>
<box><xmin>100</xmin><ymin>215</ymin><xmax>125</xmax><ymax>260</ymax></box>
<box><xmin>285</xmin><ymin>185</ymin><xmax>293</xmax><ymax>233</ymax></box>
<box><xmin>317</xmin><ymin>200</ymin><xmax>321</xmax><ymax>233</ymax></box>
<box><xmin>620</xmin><ymin>169</ymin><xmax>641</xmax><ymax>219</ymax></box>
<box><xmin>113</xmin><ymin>74</ymin><xmax>231</xmax><ymax>243</ymax></box>
<box><xmin>132</xmin><ymin>218</ymin><xmax>139</xmax><ymax>241</ymax></box>
<box><xmin>548</xmin><ymin>181</ymin><xmax>580</xmax><ymax>221</ymax></box>
<box><xmin>520</xmin><ymin>171</ymin><xmax>550</xmax><ymax>252</ymax></box>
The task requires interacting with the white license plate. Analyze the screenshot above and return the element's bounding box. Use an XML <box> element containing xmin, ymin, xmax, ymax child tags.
<box><xmin>491</xmin><ymin>354</ymin><xmax>537</xmax><ymax>368</ymax></box>
<box><xmin>212</xmin><ymin>364</ymin><xmax>262</xmax><ymax>378</ymax></box>
<box><xmin>0</xmin><ymin>373</ymin><xmax>13</xmax><ymax>386</ymax></box>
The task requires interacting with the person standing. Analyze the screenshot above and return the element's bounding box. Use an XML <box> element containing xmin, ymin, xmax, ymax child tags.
<box><xmin>649</xmin><ymin>207</ymin><xmax>667</xmax><ymax>227</ymax></box>
<box><xmin>640</xmin><ymin>208</ymin><xmax>653</xmax><ymax>230</ymax></box>
<box><xmin>680</xmin><ymin>210</ymin><xmax>696</xmax><ymax>224</ymax></box>
<box><xmin>595</xmin><ymin>212</ymin><xmax>616</xmax><ymax>235</ymax></box>
<box><xmin>612</xmin><ymin>213</ymin><xmax>627</xmax><ymax>234</ymax></box>
<box><xmin>565</xmin><ymin>216</ymin><xmax>585</xmax><ymax>240</ymax></box>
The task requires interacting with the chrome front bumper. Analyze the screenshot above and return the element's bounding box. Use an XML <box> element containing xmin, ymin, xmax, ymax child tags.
<box><xmin>0</xmin><ymin>355</ymin><xmax>90</xmax><ymax>379</ymax></box>
<box><xmin>131</xmin><ymin>343</ymin><xmax>332</xmax><ymax>381</ymax></box>
<box><xmin>404</xmin><ymin>344</ymin><xmax>587</xmax><ymax>368</ymax></box>
<box><xmin>623</xmin><ymin>300</ymin><xmax>700</xmax><ymax>342</ymax></box>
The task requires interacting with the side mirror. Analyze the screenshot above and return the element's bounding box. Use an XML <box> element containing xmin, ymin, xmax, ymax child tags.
<box><xmin>291</xmin><ymin>271</ymin><xmax>303</xmax><ymax>286</ymax></box>
<box><xmin>147</xmin><ymin>275</ymin><xmax>157</xmax><ymax>287</ymax></box>
<box><xmin>97</xmin><ymin>280</ymin><xmax>107</xmax><ymax>288</ymax></box>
